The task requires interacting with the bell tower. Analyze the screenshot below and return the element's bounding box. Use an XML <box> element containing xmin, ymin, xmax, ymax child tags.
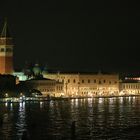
<box><xmin>0</xmin><ymin>20</ymin><xmax>14</xmax><ymax>74</ymax></box>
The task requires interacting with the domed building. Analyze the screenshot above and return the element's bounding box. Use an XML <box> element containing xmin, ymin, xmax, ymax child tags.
<box><xmin>42</xmin><ymin>64</ymin><xmax>48</xmax><ymax>75</ymax></box>
<box><xmin>32</xmin><ymin>63</ymin><xmax>42</xmax><ymax>78</ymax></box>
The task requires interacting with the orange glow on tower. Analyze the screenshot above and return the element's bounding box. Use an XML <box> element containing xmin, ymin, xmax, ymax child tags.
<box><xmin>0</xmin><ymin>20</ymin><xmax>14</xmax><ymax>74</ymax></box>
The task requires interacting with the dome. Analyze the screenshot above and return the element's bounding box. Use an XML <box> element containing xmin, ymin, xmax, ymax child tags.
<box><xmin>33</xmin><ymin>63</ymin><xmax>42</xmax><ymax>76</ymax></box>
<box><xmin>42</xmin><ymin>64</ymin><xmax>48</xmax><ymax>74</ymax></box>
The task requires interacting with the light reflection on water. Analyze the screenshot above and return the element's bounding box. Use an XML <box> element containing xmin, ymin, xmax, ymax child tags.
<box><xmin>16</xmin><ymin>101</ymin><xmax>27</xmax><ymax>140</ymax></box>
<box><xmin>0</xmin><ymin>96</ymin><xmax>140</xmax><ymax>139</ymax></box>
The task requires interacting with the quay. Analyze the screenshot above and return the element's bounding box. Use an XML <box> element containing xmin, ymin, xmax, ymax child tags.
<box><xmin>0</xmin><ymin>95</ymin><xmax>140</xmax><ymax>103</ymax></box>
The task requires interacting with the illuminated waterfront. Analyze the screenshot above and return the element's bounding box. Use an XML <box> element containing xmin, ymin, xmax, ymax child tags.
<box><xmin>0</xmin><ymin>96</ymin><xmax>140</xmax><ymax>139</ymax></box>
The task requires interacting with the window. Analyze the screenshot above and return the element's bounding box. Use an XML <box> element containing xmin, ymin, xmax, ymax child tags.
<box><xmin>0</xmin><ymin>48</ymin><xmax>4</xmax><ymax>52</ymax></box>
<box><xmin>73</xmin><ymin>79</ymin><xmax>76</xmax><ymax>83</ymax></box>
<box><xmin>88</xmin><ymin>79</ymin><xmax>90</xmax><ymax>83</ymax></box>
<box><xmin>99</xmin><ymin>81</ymin><xmax>101</xmax><ymax>84</ymax></box>
<box><xmin>94</xmin><ymin>80</ymin><xmax>96</xmax><ymax>83</ymax></box>
<box><xmin>109</xmin><ymin>81</ymin><xmax>111</xmax><ymax>84</ymax></box>
<box><xmin>82</xmin><ymin>80</ymin><xmax>84</xmax><ymax>83</ymax></box>
<box><xmin>104</xmin><ymin>80</ymin><xmax>106</xmax><ymax>83</ymax></box>
<box><xmin>68</xmin><ymin>79</ymin><xmax>70</xmax><ymax>83</ymax></box>
<box><xmin>6</xmin><ymin>48</ymin><xmax>12</xmax><ymax>52</ymax></box>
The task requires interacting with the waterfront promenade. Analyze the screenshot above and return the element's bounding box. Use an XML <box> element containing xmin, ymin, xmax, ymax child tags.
<box><xmin>0</xmin><ymin>94</ymin><xmax>140</xmax><ymax>103</ymax></box>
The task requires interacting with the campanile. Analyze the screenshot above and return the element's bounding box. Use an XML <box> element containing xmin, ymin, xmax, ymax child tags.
<box><xmin>0</xmin><ymin>20</ymin><xmax>14</xmax><ymax>74</ymax></box>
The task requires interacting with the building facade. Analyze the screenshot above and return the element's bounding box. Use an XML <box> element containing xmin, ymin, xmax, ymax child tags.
<box><xmin>120</xmin><ymin>78</ymin><xmax>140</xmax><ymax>95</ymax></box>
<box><xmin>43</xmin><ymin>72</ymin><xmax>119</xmax><ymax>97</ymax></box>
<box><xmin>25</xmin><ymin>78</ymin><xmax>64</xmax><ymax>97</ymax></box>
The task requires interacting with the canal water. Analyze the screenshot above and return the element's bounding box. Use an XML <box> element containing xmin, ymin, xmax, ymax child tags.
<box><xmin>0</xmin><ymin>97</ymin><xmax>140</xmax><ymax>140</ymax></box>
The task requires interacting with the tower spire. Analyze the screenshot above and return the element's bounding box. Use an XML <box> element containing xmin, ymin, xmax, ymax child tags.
<box><xmin>1</xmin><ymin>18</ymin><xmax>11</xmax><ymax>38</ymax></box>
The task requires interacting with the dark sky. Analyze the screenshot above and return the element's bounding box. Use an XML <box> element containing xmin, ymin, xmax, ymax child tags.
<box><xmin>0</xmin><ymin>0</ymin><xmax>140</xmax><ymax>73</ymax></box>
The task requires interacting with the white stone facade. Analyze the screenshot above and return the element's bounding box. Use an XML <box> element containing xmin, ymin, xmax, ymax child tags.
<box><xmin>43</xmin><ymin>73</ymin><xmax>119</xmax><ymax>97</ymax></box>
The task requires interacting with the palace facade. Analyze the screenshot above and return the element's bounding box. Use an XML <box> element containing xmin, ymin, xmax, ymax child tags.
<box><xmin>43</xmin><ymin>72</ymin><xmax>119</xmax><ymax>97</ymax></box>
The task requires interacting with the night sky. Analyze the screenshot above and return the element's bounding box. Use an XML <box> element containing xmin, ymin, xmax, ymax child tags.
<box><xmin>0</xmin><ymin>0</ymin><xmax>140</xmax><ymax>73</ymax></box>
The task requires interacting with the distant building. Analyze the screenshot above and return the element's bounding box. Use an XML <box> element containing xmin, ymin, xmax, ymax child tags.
<box><xmin>0</xmin><ymin>20</ymin><xmax>14</xmax><ymax>74</ymax></box>
<box><xmin>120</xmin><ymin>78</ymin><xmax>140</xmax><ymax>95</ymax></box>
<box><xmin>13</xmin><ymin>72</ymin><xmax>28</xmax><ymax>81</ymax></box>
<box><xmin>43</xmin><ymin>72</ymin><xmax>119</xmax><ymax>97</ymax></box>
<box><xmin>24</xmin><ymin>78</ymin><xmax>64</xmax><ymax>97</ymax></box>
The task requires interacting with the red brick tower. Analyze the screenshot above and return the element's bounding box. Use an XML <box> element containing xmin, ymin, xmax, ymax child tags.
<box><xmin>0</xmin><ymin>20</ymin><xmax>14</xmax><ymax>74</ymax></box>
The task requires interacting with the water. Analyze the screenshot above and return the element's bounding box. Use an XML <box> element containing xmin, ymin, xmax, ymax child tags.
<box><xmin>0</xmin><ymin>97</ymin><xmax>140</xmax><ymax>140</ymax></box>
